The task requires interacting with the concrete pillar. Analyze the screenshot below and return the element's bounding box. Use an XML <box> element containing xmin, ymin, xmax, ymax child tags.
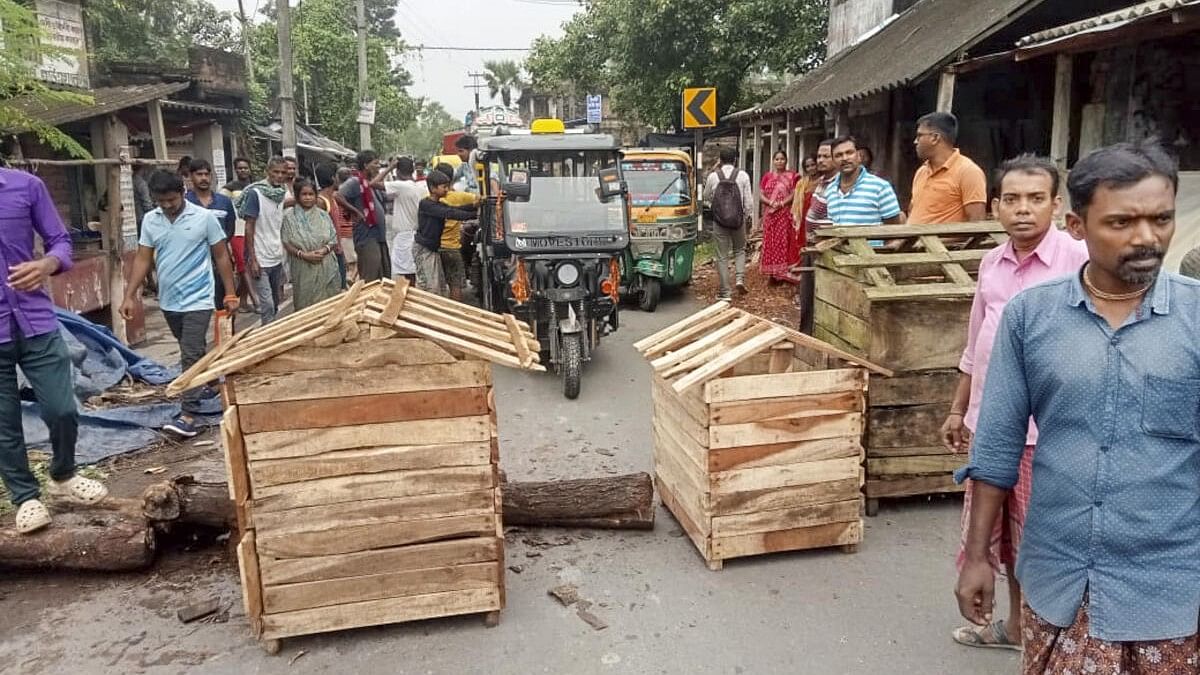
<box><xmin>785</xmin><ymin>111</ymin><xmax>796</xmax><ymax>169</ymax></box>
<box><xmin>193</xmin><ymin>122</ymin><xmax>228</xmax><ymax>187</ymax></box>
<box><xmin>1050</xmin><ymin>54</ymin><xmax>1074</xmax><ymax>172</ymax></box>
<box><xmin>751</xmin><ymin>122</ymin><xmax>763</xmax><ymax>229</ymax></box>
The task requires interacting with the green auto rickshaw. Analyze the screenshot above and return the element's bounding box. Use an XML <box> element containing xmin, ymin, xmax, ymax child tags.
<box><xmin>619</xmin><ymin>148</ymin><xmax>698</xmax><ymax>312</ymax></box>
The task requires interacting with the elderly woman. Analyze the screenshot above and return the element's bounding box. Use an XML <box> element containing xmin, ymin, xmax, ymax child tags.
<box><xmin>281</xmin><ymin>178</ymin><xmax>341</xmax><ymax>310</ymax></box>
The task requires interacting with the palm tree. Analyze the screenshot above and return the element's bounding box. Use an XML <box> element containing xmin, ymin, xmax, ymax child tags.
<box><xmin>482</xmin><ymin>59</ymin><xmax>524</xmax><ymax>108</ymax></box>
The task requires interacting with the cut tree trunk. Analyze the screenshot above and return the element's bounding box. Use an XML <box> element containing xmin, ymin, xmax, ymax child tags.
<box><xmin>142</xmin><ymin>477</ymin><xmax>236</xmax><ymax>530</ymax></box>
<box><xmin>0</xmin><ymin>511</ymin><xmax>155</xmax><ymax>571</ymax></box>
<box><xmin>502</xmin><ymin>473</ymin><xmax>655</xmax><ymax>530</ymax></box>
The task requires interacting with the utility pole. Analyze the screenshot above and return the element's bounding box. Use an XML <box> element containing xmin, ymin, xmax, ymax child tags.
<box><xmin>465</xmin><ymin>72</ymin><xmax>487</xmax><ymax>118</ymax></box>
<box><xmin>276</xmin><ymin>0</ymin><xmax>297</xmax><ymax>157</ymax></box>
<box><xmin>355</xmin><ymin>0</ymin><xmax>371</xmax><ymax>150</ymax></box>
<box><xmin>236</xmin><ymin>0</ymin><xmax>254</xmax><ymax>81</ymax></box>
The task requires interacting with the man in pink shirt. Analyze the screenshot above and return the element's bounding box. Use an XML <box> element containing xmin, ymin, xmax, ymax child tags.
<box><xmin>942</xmin><ymin>155</ymin><xmax>1089</xmax><ymax>651</ymax></box>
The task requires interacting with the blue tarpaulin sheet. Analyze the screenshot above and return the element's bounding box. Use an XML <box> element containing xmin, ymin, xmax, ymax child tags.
<box><xmin>19</xmin><ymin>309</ymin><xmax>221</xmax><ymax>465</ymax></box>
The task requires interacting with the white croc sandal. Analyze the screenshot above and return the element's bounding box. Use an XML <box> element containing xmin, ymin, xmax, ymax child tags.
<box><xmin>47</xmin><ymin>476</ymin><xmax>109</xmax><ymax>505</ymax></box>
<box><xmin>16</xmin><ymin>499</ymin><xmax>52</xmax><ymax>534</ymax></box>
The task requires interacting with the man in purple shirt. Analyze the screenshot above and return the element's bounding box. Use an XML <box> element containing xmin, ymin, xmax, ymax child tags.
<box><xmin>0</xmin><ymin>167</ymin><xmax>108</xmax><ymax>534</ymax></box>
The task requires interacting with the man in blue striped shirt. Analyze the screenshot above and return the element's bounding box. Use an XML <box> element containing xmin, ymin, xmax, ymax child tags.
<box><xmin>825</xmin><ymin>136</ymin><xmax>903</xmax><ymax>226</ymax></box>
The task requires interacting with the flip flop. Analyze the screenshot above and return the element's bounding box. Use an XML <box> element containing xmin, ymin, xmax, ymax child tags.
<box><xmin>952</xmin><ymin>620</ymin><xmax>1022</xmax><ymax>651</ymax></box>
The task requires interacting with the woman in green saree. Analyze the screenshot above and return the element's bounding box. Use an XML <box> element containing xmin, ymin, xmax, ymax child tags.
<box><xmin>281</xmin><ymin>179</ymin><xmax>341</xmax><ymax>310</ymax></box>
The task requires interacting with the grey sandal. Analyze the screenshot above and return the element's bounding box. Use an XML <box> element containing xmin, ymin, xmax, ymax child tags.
<box><xmin>951</xmin><ymin>619</ymin><xmax>1022</xmax><ymax>651</ymax></box>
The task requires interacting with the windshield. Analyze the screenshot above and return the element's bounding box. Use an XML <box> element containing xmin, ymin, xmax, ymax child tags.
<box><xmin>621</xmin><ymin>160</ymin><xmax>691</xmax><ymax>207</ymax></box>
<box><xmin>499</xmin><ymin>151</ymin><xmax>626</xmax><ymax>234</ymax></box>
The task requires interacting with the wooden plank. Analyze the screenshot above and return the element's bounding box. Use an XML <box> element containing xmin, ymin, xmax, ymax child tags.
<box><xmin>711</xmin><ymin>499</ymin><xmax>860</xmax><ymax>538</ymax></box>
<box><xmin>652</xmin><ymin>377</ymin><xmax>709</xmax><ymax>434</ymax></box>
<box><xmin>712</xmin><ymin>477</ymin><xmax>861</xmax><ymax>516</ymax></box>
<box><xmin>264</xmin><ymin>562</ymin><xmax>500</xmax><ymax>614</ymax></box>
<box><xmin>867</xmin><ymin>455</ymin><xmax>965</xmax><ymax>476</ymax></box>
<box><xmin>249</xmin><ymin>443</ymin><xmax>493</xmax><ymax>489</ymax></box>
<box><xmin>705</xmin><ymin>368</ymin><xmax>865</xmax><ymax>404</ymax></box>
<box><xmin>639</xmin><ymin>306</ymin><xmax>744</xmax><ymax>360</ymax></box>
<box><xmin>867</xmin><ymin>402</ymin><xmax>944</xmax><ymax>450</ymax></box>
<box><xmin>866</xmin><ymin>474</ymin><xmax>963</xmax><ymax>499</ymax></box>
<box><xmin>673</xmin><ymin>327</ymin><xmax>788</xmax><ymax>393</ymax></box>
<box><xmin>818</xmin><ymin>222</ymin><xmax>1003</xmax><ymax>239</ymax></box>
<box><xmin>867</xmin><ymin>301</ymin><xmax>970</xmax><ymax>372</ymax></box>
<box><xmin>322</xmin><ymin>279</ymin><xmax>365</xmax><ymax>331</ymax></box>
<box><xmin>936</xmin><ymin>67</ymin><xmax>956</xmax><ymax>113</ymax></box>
<box><xmin>260</xmin><ymin>537</ymin><xmax>499</xmax><ymax>586</ymax></box>
<box><xmin>709</xmin><ymin>390</ymin><xmax>863</xmax><ymax>426</ymax></box>
<box><xmin>711</xmin><ymin>519</ymin><xmax>862</xmax><ymax>560</ymax></box>
<box><xmin>813</xmin><ymin>301</ymin><xmax>870</xmax><ymax>353</ymax></box>
<box><xmin>364</xmin><ymin>308</ymin><xmax>540</xmax><ymax>371</ymax></box>
<box><xmin>868</xmin><ymin>444</ymin><xmax>958</xmax><ymax>458</ymax></box>
<box><xmin>650</xmin><ymin>315</ymin><xmax>753</xmax><ymax>373</ymax></box>
<box><xmin>813</xmin><ymin>267</ymin><xmax>870</xmax><ymax>319</ymax></box>
<box><xmin>920</xmin><ymin>235</ymin><xmax>974</xmax><ymax>286</ymax></box>
<box><xmin>244</xmin><ymin>416</ymin><xmax>492</xmax><ymax>461</ymax></box>
<box><xmin>374</xmin><ymin>299</ymin><xmax>524</xmax><ymax>353</ymax></box>
<box><xmin>261</xmin><ymin>587</ymin><xmax>501</xmax><ymax>640</ymax></box>
<box><xmin>253</xmin><ymin>466</ymin><xmax>495</xmax><ymax>512</ymax></box>
<box><xmin>379</xmin><ymin>276</ymin><xmax>410</xmax><ymax>325</ymax></box>
<box><xmin>237</xmin><ymin>530</ymin><xmax>264</xmax><ymax>637</ymax></box>
<box><xmin>634</xmin><ymin>300</ymin><xmax>732</xmax><ymax>353</ymax></box>
<box><xmin>813</xmin><ymin>324</ymin><xmax>861</xmax><ymax>357</ymax></box>
<box><xmin>652</xmin><ymin>427</ymin><xmax>711</xmax><ymax>514</ymax></box>
<box><xmin>868</xmin><ymin>370</ymin><xmax>959</xmax><ymax>407</ymax></box>
<box><xmin>652</xmin><ymin>387</ymin><xmax>710</xmax><ymax>453</ymax></box>
<box><xmin>708</xmin><ymin>436</ymin><xmax>861</xmax><ymax>473</ymax></box>
<box><xmin>660</xmin><ymin>320</ymin><xmax>773</xmax><ymax>381</ymax></box>
<box><xmin>768</xmin><ymin>343</ymin><xmax>794</xmax><ymax>374</ymax></box>
<box><xmin>778</xmin><ymin>332</ymin><xmax>892</xmax><ymax>377</ymax></box>
<box><xmin>713</xmin><ymin>455</ymin><xmax>861</xmax><ymax>495</ymax></box>
<box><xmin>832</xmin><ymin>248</ymin><xmax>987</xmax><ymax>268</ymax></box>
<box><xmin>233</xmin><ymin>360</ymin><xmax>490</xmax><ymax>405</ymax></box>
<box><xmin>238</xmin><ymin>387</ymin><xmax>491</xmax><ymax>434</ymax></box>
<box><xmin>172</xmin><ymin>324</ymin><xmax>252</xmax><ymax>395</ymax></box>
<box><xmin>386</xmin><ymin>278</ymin><xmax>527</xmax><ymax>330</ymax></box>
<box><xmin>246</xmin><ymin>339</ymin><xmax>456</xmax><ymax>374</ymax></box>
<box><xmin>253</xmin><ymin>489</ymin><xmax>494</xmax><ymax>536</ymax></box>
<box><xmin>1050</xmin><ymin>53</ymin><xmax>1073</xmax><ymax>171</ymax></box>
<box><xmin>709</xmin><ymin>411</ymin><xmax>862</xmax><ymax>450</ymax></box>
<box><xmin>655</xmin><ymin>477</ymin><xmax>711</xmax><ymax>560</ymax></box>
<box><xmin>257</xmin><ymin>513</ymin><xmax>497</xmax><ymax>558</ymax></box>
<box><xmin>652</xmin><ymin>412</ymin><xmax>709</xmax><ymax>478</ymax></box>
<box><xmin>221</xmin><ymin>405</ymin><xmax>250</xmax><ymax>504</ymax></box>
<box><xmin>504</xmin><ymin>314</ymin><xmax>534</xmax><ymax>368</ymax></box>
<box><xmin>866</xmin><ymin>283</ymin><xmax>976</xmax><ymax>301</ymax></box>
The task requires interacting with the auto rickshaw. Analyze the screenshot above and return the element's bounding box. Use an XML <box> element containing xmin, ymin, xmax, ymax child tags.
<box><xmin>618</xmin><ymin>148</ymin><xmax>698</xmax><ymax>312</ymax></box>
<box><xmin>472</xmin><ymin>119</ymin><xmax>629</xmax><ymax>399</ymax></box>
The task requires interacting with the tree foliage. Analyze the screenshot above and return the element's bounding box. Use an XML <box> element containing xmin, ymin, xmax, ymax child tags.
<box><xmin>0</xmin><ymin>0</ymin><xmax>91</xmax><ymax>157</ymax></box>
<box><xmin>248</xmin><ymin>0</ymin><xmax>417</xmax><ymax>151</ymax></box>
<box><xmin>85</xmin><ymin>0</ymin><xmax>239</xmax><ymax>65</ymax></box>
<box><xmin>482</xmin><ymin>59</ymin><xmax>523</xmax><ymax>108</ymax></box>
<box><xmin>525</xmin><ymin>0</ymin><xmax>827</xmax><ymax>128</ymax></box>
<box><xmin>392</xmin><ymin>99</ymin><xmax>460</xmax><ymax>160</ymax></box>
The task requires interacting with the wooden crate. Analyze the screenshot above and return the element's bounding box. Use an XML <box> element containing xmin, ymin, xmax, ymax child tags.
<box><xmin>811</xmin><ymin>223</ymin><xmax>1007</xmax><ymax>509</ymax></box>
<box><xmin>636</xmin><ymin>303</ymin><xmax>890</xmax><ymax>570</ymax></box>
<box><xmin>168</xmin><ymin>278</ymin><xmax>543</xmax><ymax>651</ymax></box>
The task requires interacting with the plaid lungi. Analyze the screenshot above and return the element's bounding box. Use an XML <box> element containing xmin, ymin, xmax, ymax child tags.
<box><xmin>957</xmin><ymin>444</ymin><xmax>1035</xmax><ymax>574</ymax></box>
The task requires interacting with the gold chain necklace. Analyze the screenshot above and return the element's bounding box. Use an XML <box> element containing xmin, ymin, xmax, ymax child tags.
<box><xmin>1083</xmin><ymin>264</ymin><xmax>1150</xmax><ymax>302</ymax></box>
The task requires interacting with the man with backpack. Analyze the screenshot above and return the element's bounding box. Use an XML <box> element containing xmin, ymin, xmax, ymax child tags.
<box><xmin>704</xmin><ymin>147</ymin><xmax>754</xmax><ymax>300</ymax></box>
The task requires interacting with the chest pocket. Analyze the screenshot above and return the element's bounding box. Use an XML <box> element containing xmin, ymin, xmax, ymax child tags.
<box><xmin>1142</xmin><ymin>374</ymin><xmax>1200</xmax><ymax>440</ymax></box>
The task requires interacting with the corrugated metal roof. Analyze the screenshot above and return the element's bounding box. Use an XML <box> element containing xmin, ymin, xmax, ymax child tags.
<box><xmin>1017</xmin><ymin>0</ymin><xmax>1198</xmax><ymax>46</ymax></box>
<box><xmin>251</xmin><ymin>123</ymin><xmax>357</xmax><ymax>158</ymax></box>
<box><xmin>161</xmin><ymin>99</ymin><xmax>240</xmax><ymax>117</ymax></box>
<box><xmin>758</xmin><ymin>0</ymin><xmax>1040</xmax><ymax>114</ymax></box>
<box><xmin>6</xmin><ymin>82</ymin><xmax>190</xmax><ymax>127</ymax></box>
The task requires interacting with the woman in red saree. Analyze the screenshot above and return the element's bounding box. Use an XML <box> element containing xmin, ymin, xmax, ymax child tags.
<box><xmin>759</xmin><ymin>151</ymin><xmax>800</xmax><ymax>283</ymax></box>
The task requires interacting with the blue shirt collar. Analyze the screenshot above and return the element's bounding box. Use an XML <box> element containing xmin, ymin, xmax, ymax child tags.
<box><xmin>1068</xmin><ymin>264</ymin><xmax>1173</xmax><ymax>316</ymax></box>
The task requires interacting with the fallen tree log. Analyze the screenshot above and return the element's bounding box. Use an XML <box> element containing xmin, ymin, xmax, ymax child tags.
<box><xmin>502</xmin><ymin>472</ymin><xmax>655</xmax><ymax>530</ymax></box>
<box><xmin>140</xmin><ymin>472</ymin><xmax>656</xmax><ymax>531</ymax></box>
<box><xmin>0</xmin><ymin>511</ymin><xmax>155</xmax><ymax>571</ymax></box>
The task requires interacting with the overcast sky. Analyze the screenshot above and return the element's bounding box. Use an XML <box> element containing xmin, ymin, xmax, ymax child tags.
<box><xmin>211</xmin><ymin>0</ymin><xmax>581</xmax><ymax>119</ymax></box>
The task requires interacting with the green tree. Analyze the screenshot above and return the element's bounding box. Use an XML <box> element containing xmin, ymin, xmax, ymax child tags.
<box><xmin>85</xmin><ymin>0</ymin><xmax>239</xmax><ymax>66</ymax></box>
<box><xmin>0</xmin><ymin>0</ymin><xmax>91</xmax><ymax>157</ymax></box>
<box><xmin>525</xmin><ymin>0</ymin><xmax>827</xmax><ymax>128</ymax></box>
<box><xmin>248</xmin><ymin>0</ymin><xmax>417</xmax><ymax>150</ymax></box>
<box><xmin>482</xmin><ymin>59</ymin><xmax>523</xmax><ymax>108</ymax></box>
<box><xmin>393</xmin><ymin>99</ymin><xmax>460</xmax><ymax>159</ymax></box>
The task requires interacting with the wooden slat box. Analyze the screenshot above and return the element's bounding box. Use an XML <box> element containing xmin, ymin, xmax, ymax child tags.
<box><xmin>636</xmin><ymin>303</ymin><xmax>890</xmax><ymax>570</ymax></box>
<box><xmin>166</xmin><ymin>279</ymin><xmax>544</xmax><ymax>652</ymax></box>
<box><xmin>811</xmin><ymin>223</ymin><xmax>1007</xmax><ymax>510</ymax></box>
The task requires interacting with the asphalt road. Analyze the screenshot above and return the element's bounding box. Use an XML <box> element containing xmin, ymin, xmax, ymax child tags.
<box><xmin>0</xmin><ymin>292</ymin><xmax>1020</xmax><ymax>675</ymax></box>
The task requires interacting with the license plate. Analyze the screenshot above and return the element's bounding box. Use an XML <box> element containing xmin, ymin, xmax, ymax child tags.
<box><xmin>636</xmin><ymin>214</ymin><xmax>657</xmax><ymax>223</ymax></box>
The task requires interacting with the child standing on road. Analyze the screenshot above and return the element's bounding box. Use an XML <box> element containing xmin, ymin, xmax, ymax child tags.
<box><xmin>413</xmin><ymin>170</ymin><xmax>478</xmax><ymax>296</ymax></box>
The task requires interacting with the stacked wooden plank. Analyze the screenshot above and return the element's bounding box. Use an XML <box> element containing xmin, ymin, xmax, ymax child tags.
<box><xmin>169</xmin><ymin>278</ymin><xmax>542</xmax><ymax>651</ymax></box>
<box><xmin>636</xmin><ymin>303</ymin><xmax>890</xmax><ymax>570</ymax></box>
<box><xmin>811</xmin><ymin>222</ymin><xmax>1007</xmax><ymax>513</ymax></box>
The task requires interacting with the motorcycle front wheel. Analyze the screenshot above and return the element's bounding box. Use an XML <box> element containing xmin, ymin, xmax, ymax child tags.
<box><xmin>560</xmin><ymin>332</ymin><xmax>582</xmax><ymax>400</ymax></box>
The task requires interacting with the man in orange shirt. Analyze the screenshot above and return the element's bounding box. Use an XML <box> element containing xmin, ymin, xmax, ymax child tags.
<box><xmin>910</xmin><ymin>112</ymin><xmax>988</xmax><ymax>224</ymax></box>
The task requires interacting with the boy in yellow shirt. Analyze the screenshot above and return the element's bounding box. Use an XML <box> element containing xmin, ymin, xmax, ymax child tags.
<box><xmin>434</xmin><ymin>162</ymin><xmax>479</xmax><ymax>301</ymax></box>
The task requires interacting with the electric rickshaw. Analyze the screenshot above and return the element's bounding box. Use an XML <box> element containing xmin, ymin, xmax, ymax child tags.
<box><xmin>619</xmin><ymin>148</ymin><xmax>698</xmax><ymax>312</ymax></box>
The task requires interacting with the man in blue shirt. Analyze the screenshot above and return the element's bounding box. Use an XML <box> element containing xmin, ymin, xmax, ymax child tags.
<box><xmin>121</xmin><ymin>171</ymin><xmax>238</xmax><ymax>439</ymax></box>
<box><xmin>955</xmin><ymin>142</ymin><xmax>1199</xmax><ymax>674</ymax></box>
<box><xmin>184</xmin><ymin>158</ymin><xmax>237</xmax><ymax>310</ymax></box>
<box><xmin>825</xmin><ymin>136</ymin><xmax>903</xmax><ymax>226</ymax></box>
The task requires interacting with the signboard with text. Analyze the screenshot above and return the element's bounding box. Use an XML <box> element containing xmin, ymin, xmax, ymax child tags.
<box><xmin>35</xmin><ymin>0</ymin><xmax>89</xmax><ymax>89</ymax></box>
<box><xmin>586</xmin><ymin>95</ymin><xmax>602</xmax><ymax>124</ymax></box>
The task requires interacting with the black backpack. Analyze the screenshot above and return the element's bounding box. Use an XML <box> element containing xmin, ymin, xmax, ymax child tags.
<box><xmin>712</xmin><ymin>166</ymin><xmax>744</xmax><ymax>229</ymax></box>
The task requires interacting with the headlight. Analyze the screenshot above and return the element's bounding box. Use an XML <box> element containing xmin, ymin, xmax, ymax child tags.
<box><xmin>555</xmin><ymin>262</ymin><xmax>581</xmax><ymax>286</ymax></box>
